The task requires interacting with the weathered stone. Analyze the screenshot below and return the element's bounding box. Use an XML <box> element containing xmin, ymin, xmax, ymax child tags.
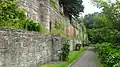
<box><xmin>0</xmin><ymin>29</ymin><xmax>66</xmax><ymax>67</ymax></box>
<box><xmin>17</xmin><ymin>0</ymin><xmax>70</xmax><ymax>32</ymax></box>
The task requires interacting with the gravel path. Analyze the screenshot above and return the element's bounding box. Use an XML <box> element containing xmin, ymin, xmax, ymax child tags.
<box><xmin>71</xmin><ymin>47</ymin><xmax>100</xmax><ymax>67</ymax></box>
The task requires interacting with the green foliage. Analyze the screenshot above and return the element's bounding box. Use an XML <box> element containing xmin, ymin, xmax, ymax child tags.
<box><xmin>84</xmin><ymin>12</ymin><xmax>120</xmax><ymax>44</ymax></box>
<box><xmin>0</xmin><ymin>0</ymin><xmax>45</xmax><ymax>33</ymax></box>
<box><xmin>23</xmin><ymin>19</ymin><xmax>45</xmax><ymax>33</ymax></box>
<box><xmin>54</xmin><ymin>21</ymin><xmax>63</xmax><ymax>30</ymax></box>
<box><xmin>59</xmin><ymin>0</ymin><xmax>84</xmax><ymax>23</ymax></box>
<box><xmin>51</xmin><ymin>22</ymin><xmax>63</xmax><ymax>35</ymax></box>
<box><xmin>84</xmin><ymin>13</ymin><xmax>112</xmax><ymax>29</ymax></box>
<box><xmin>84</xmin><ymin>1</ymin><xmax>120</xmax><ymax>67</ymax></box>
<box><xmin>113</xmin><ymin>61</ymin><xmax>120</xmax><ymax>67</ymax></box>
<box><xmin>87</xmin><ymin>28</ymin><xmax>118</xmax><ymax>44</ymax></box>
<box><xmin>85</xmin><ymin>0</ymin><xmax>120</xmax><ymax>44</ymax></box>
<box><xmin>96</xmin><ymin>43</ymin><xmax>120</xmax><ymax>67</ymax></box>
<box><xmin>51</xmin><ymin>22</ymin><xmax>71</xmax><ymax>38</ymax></box>
<box><xmin>50</xmin><ymin>0</ymin><xmax>57</xmax><ymax>10</ymax></box>
<box><xmin>60</xmin><ymin>40</ymin><xmax>70</xmax><ymax>61</ymax></box>
<box><xmin>91</xmin><ymin>0</ymin><xmax>120</xmax><ymax>31</ymax></box>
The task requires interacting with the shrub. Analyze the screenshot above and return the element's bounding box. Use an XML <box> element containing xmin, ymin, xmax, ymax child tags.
<box><xmin>0</xmin><ymin>0</ymin><xmax>45</xmax><ymax>33</ymax></box>
<box><xmin>96</xmin><ymin>42</ymin><xmax>120</xmax><ymax>67</ymax></box>
<box><xmin>113</xmin><ymin>61</ymin><xmax>120</xmax><ymax>67</ymax></box>
<box><xmin>60</xmin><ymin>40</ymin><xmax>70</xmax><ymax>61</ymax></box>
<box><xmin>23</xmin><ymin>19</ymin><xmax>44</xmax><ymax>33</ymax></box>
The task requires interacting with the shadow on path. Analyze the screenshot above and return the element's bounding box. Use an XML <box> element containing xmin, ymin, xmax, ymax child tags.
<box><xmin>71</xmin><ymin>47</ymin><xmax>100</xmax><ymax>67</ymax></box>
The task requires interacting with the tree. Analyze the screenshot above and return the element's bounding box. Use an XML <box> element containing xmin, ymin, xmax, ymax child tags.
<box><xmin>88</xmin><ymin>1</ymin><xmax>120</xmax><ymax>67</ymax></box>
<box><xmin>92</xmin><ymin>0</ymin><xmax>120</xmax><ymax>31</ymax></box>
<box><xmin>84</xmin><ymin>12</ymin><xmax>118</xmax><ymax>44</ymax></box>
<box><xmin>84</xmin><ymin>0</ymin><xmax>120</xmax><ymax>44</ymax></box>
<box><xmin>59</xmin><ymin>0</ymin><xmax>84</xmax><ymax>23</ymax></box>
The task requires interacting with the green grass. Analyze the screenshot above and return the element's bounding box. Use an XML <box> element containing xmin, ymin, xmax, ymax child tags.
<box><xmin>39</xmin><ymin>47</ymin><xmax>87</xmax><ymax>67</ymax></box>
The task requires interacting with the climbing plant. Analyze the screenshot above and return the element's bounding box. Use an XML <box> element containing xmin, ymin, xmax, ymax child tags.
<box><xmin>60</xmin><ymin>40</ymin><xmax>70</xmax><ymax>61</ymax></box>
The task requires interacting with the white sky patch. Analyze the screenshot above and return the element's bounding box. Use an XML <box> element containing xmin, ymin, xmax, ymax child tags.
<box><xmin>82</xmin><ymin>0</ymin><xmax>102</xmax><ymax>16</ymax></box>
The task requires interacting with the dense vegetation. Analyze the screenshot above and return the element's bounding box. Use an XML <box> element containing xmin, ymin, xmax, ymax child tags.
<box><xmin>84</xmin><ymin>0</ymin><xmax>120</xmax><ymax>67</ymax></box>
<box><xmin>0</xmin><ymin>0</ymin><xmax>44</xmax><ymax>33</ymax></box>
<box><xmin>96</xmin><ymin>43</ymin><xmax>120</xmax><ymax>67</ymax></box>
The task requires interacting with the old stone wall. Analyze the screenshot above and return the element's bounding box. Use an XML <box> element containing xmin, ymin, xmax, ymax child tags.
<box><xmin>17</xmin><ymin>0</ymin><xmax>88</xmax><ymax>54</ymax></box>
<box><xmin>0</xmin><ymin>29</ymin><xmax>65</xmax><ymax>67</ymax></box>
<box><xmin>18</xmin><ymin>0</ymin><xmax>50</xmax><ymax>30</ymax></box>
<box><xmin>18</xmin><ymin>0</ymin><xmax>70</xmax><ymax>31</ymax></box>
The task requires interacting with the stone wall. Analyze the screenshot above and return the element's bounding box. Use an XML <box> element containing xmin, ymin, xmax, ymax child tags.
<box><xmin>18</xmin><ymin>0</ymin><xmax>70</xmax><ymax>32</ymax></box>
<box><xmin>17</xmin><ymin>0</ymin><xmax>88</xmax><ymax>54</ymax></box>
<box><xmin>0</xmin><ymin>29</ymin><xmax>65</xmax><ymax>67</ymax></box>
<box><xmin>18</xmin><ymin>0</ymin><xmax>50</xmax><ymax>30</ymax></box>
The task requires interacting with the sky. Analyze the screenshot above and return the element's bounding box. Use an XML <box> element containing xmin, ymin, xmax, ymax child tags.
<box><xmin>82</xmin><ymin>0</ymin><xmax>102</xmax><ymax>16</ymax></box>
<box><xmin>82</xmin><ymin>0</ymin><xmax>116</xmax><ymax>16</ymax></box>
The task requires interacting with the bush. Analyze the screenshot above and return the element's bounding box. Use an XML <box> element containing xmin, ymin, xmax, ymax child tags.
<box><xmin>113</xmin><ymin>61</ymin><xmax>120</xmax><ymax>67</ymax></box>
<box><xmin>60</xmin><ymin>40</ymin><xmax>70</xmax><ymax>61</ymax></box>
<box><xmin>0</xmin><ymin>0</ymin><xmax>44</xmax><ymax>33</ymax></box>
<box><xmin>23</xmin><ymin>19</ymin><xmax>44</xmax><ymax>33</ymax></box>
<box><xmin>96</xmin><ymin>42</ymin><xmax>120</xmax><ymax>67</ymax></box>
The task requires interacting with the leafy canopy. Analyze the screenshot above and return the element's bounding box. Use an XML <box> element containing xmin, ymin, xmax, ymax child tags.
<box><xmin>84</xmin><ymin>0</ymin><xmax>120</xmax><ymax>44</ymax></box>
<box><xmin>59</xmin><ymin>0</ymin><xmax>84</xmax><ymax>23</ymax></box>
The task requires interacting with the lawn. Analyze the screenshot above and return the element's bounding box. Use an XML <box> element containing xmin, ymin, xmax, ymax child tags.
<box><xmin>39</xmin><ymin>47</ymin><xmax>87</xmax><ymax>67</ymax></box>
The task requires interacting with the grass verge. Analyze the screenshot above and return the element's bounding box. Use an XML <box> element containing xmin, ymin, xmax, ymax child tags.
<box><xmin>95</xmin><ymin>51</ymin><xmax>105</xmax><ymax>67</ymax></box>
<box><xmin>39</xmin><ymin>47</ymin><xmax>87</xmax><ymax>67</ymax></box>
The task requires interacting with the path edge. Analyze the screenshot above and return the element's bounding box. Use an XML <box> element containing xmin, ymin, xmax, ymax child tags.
<box><xmin>68</xmin><ymin>48</ymin><xmax>87</xmax><ymax>67</ymax></box>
